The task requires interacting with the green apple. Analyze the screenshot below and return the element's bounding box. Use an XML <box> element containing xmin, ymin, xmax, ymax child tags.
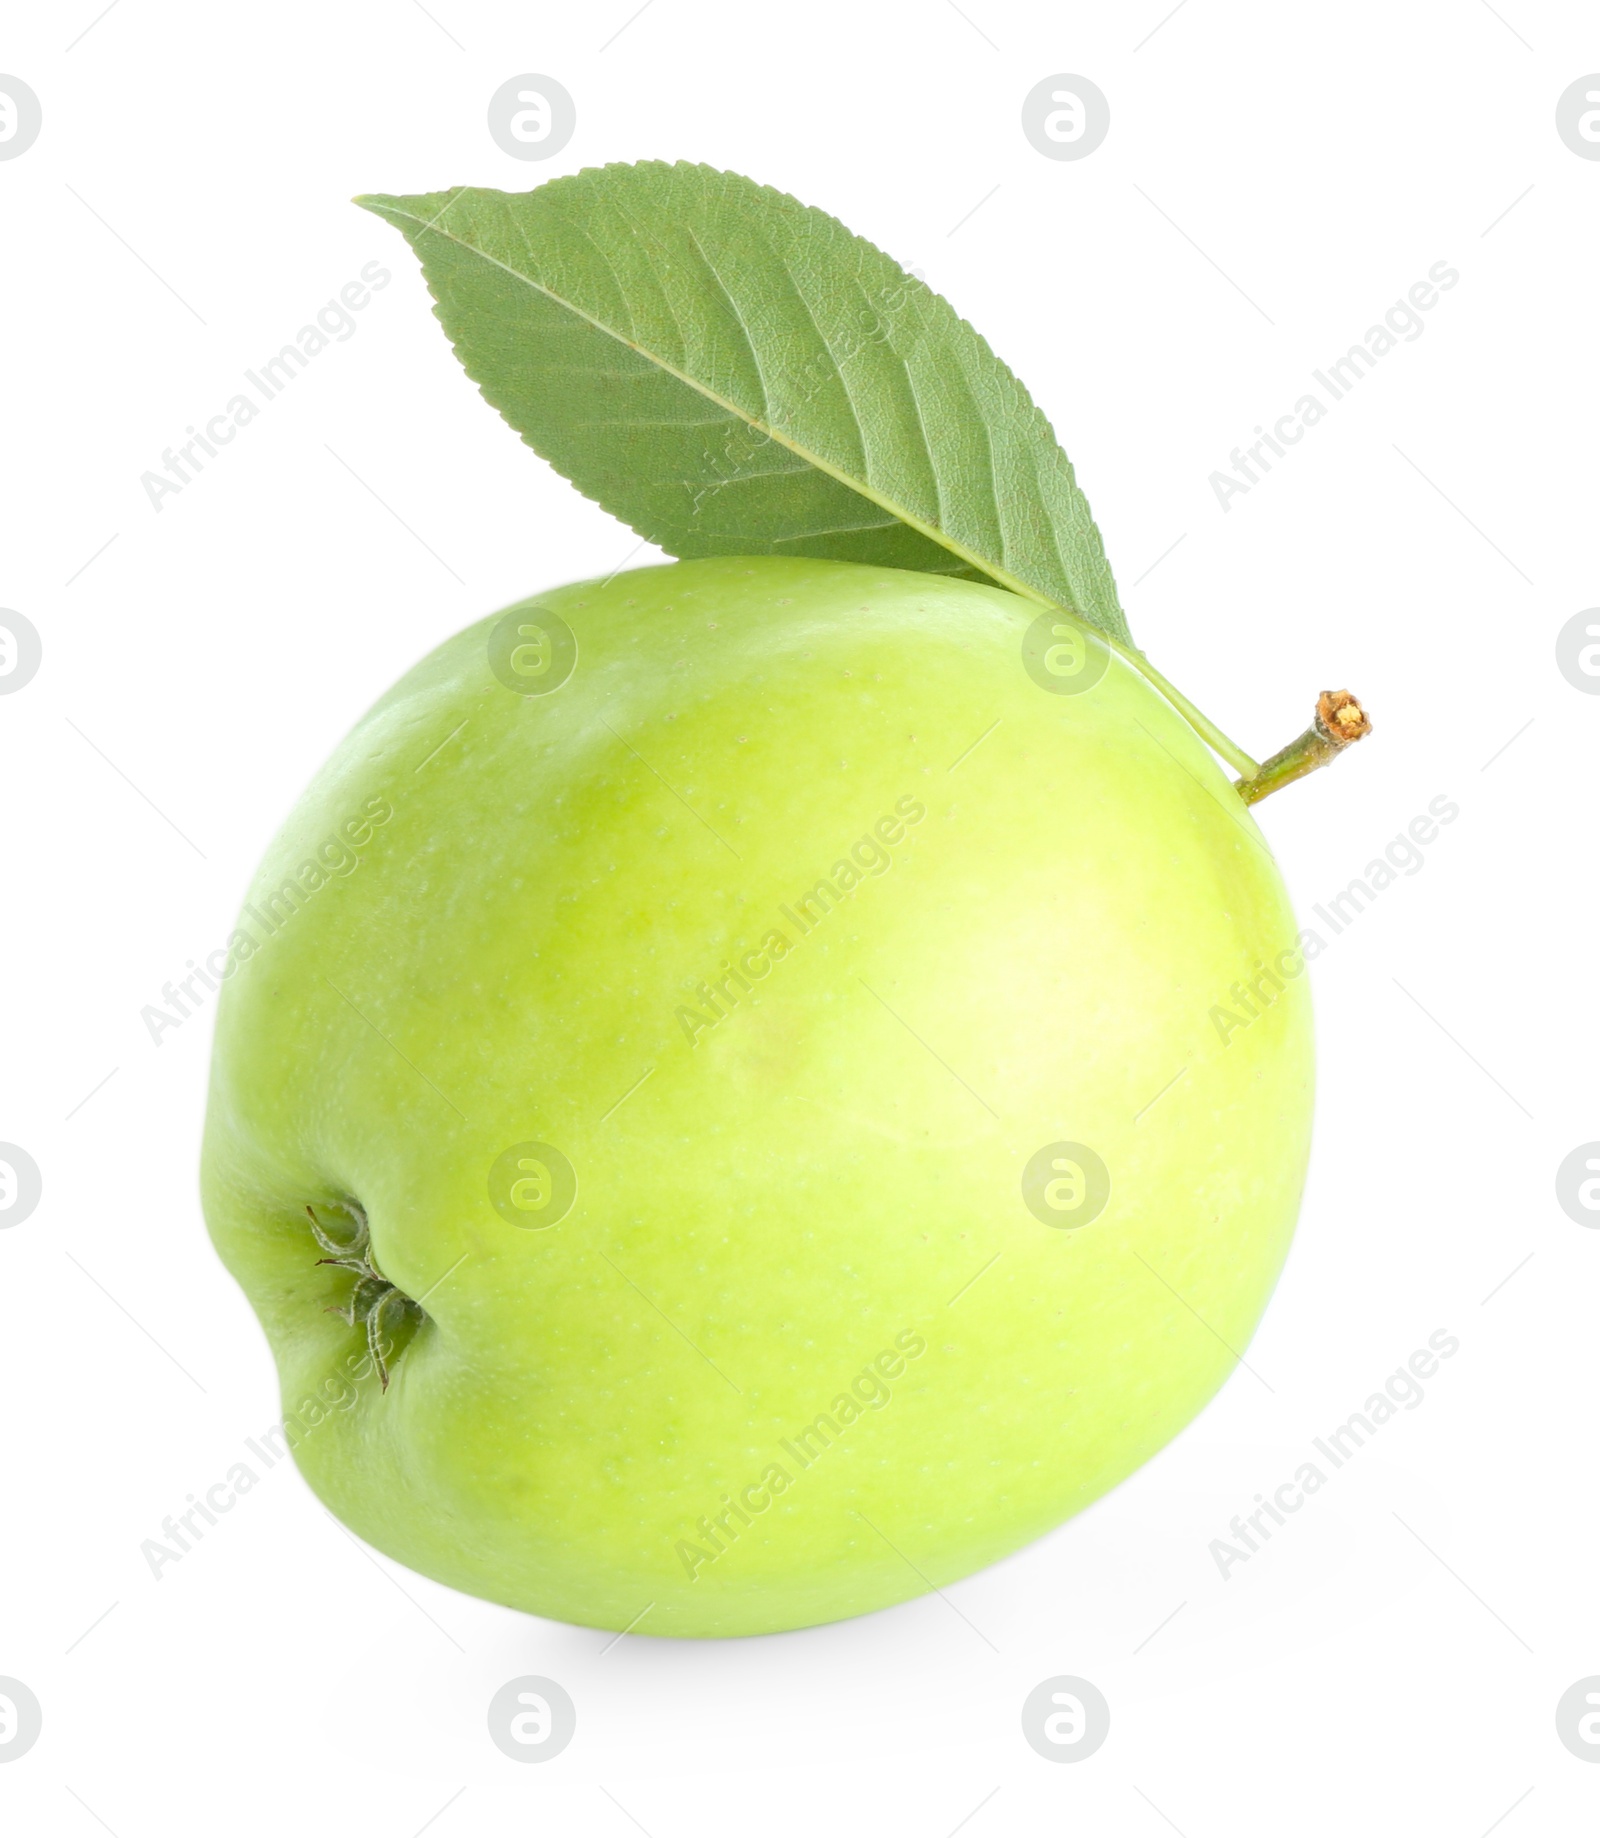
<box><xmin>202</xmin><ymin>554</ymin><xmax>1312</xmax><ymax>1637</ymax></box>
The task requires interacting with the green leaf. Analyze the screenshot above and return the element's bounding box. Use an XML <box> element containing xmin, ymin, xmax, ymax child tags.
<box><xmin>357</xmin><ymin>161</ymin><xmax>1131</xmax><ymax>647</ymax></box>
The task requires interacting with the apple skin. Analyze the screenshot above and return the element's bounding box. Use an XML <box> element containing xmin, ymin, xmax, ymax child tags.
<box><xmin>201</xmin><ymin>555</ymin><xmax>1312</xmax><ymax>1638</ymax></box>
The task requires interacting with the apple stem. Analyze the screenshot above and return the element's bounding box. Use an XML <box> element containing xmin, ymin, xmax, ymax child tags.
<box><xmin>1234</xmin><ymin>691</ymin><xmax>1371</xmax><ymax>806</ymax></box>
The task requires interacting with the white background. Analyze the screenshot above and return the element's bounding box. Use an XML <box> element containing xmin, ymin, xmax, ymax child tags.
<box><xmin>2</xmin><ymin>0</ymin><xmax>1596</xmax><ymax>1831</ymax></box>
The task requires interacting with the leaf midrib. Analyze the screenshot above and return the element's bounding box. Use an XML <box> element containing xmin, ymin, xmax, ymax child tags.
<box><xmin>371</xmin><ymin>194</ymin><xmax>1070</xmax><ymax>623</ymax></box>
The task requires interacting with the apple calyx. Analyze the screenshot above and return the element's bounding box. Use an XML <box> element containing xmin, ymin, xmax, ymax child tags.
<box><xmin>306</xmin><ymin>1203</ymin><xmax>421</xmax><ymax>1391</ymax></box>
<box><xmin>1235</xmin><ymin>690</ymin><xmax>1372</xmax><ymax>807</ymax></box>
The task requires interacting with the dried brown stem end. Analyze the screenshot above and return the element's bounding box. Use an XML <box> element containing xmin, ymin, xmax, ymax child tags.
<box><xmin>1236</xmin><ymin>691</ymin><xmax>1372</xmax><ymax>807</ymax></box>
